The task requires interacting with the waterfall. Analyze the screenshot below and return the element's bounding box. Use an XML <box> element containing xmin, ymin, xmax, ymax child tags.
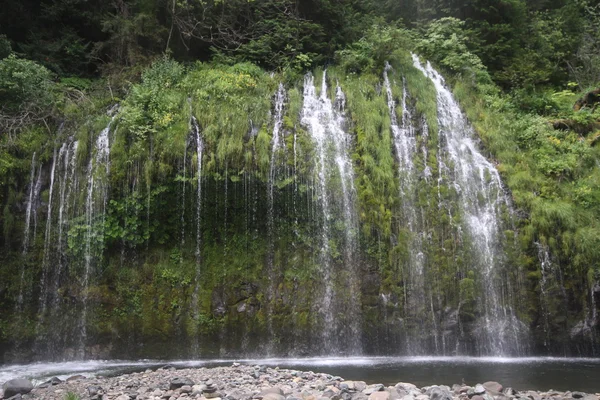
<box><xmin>412</xmin><ymin>54</ymin><xmax>527</xmax><ymax>355</ymax></box>
<box><xmin>383</xmin><ymin>62</ymin><xmax>429</xmax><ymax>353</ymax></box>
<box><xmin>36</xmin><ymin>144</ymin><xmax>61</xmax><ymax>341</ymax></box>
<box><xmin>301</xmin><ymin>71</ymin><xmax>361</xmax><ymax>354</ymax></box>
<box><xmin>78</xmin><ymin>111</ymin><xmax>116</xmax><ymax>357</ymax></box>
<box><xmin>266</xmin><ymin>83</ymin><xmax>286</xmax><ymax>353</ymax></box>
<box><xmin>191</xmin><ymin>116</ymin><xmax>204</xmax><ymax>354</ymax></box>
<box><xmin>17</xmin><ymin>153</ymin><xmax>38</xmax><ymax>311</ymax></box>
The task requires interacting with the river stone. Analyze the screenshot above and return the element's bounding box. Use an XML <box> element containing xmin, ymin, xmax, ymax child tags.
<box><xmin>355</xmin><ymin>383</ymin><xmax>367</xmax><ymax>393</ymax></box>
<box><xmin>260</xmin><ymin>394</ymin><xmax>285</xmax><ymax>400</ymax></box>
<box><xmin>572</xmin><ymin>393</ymin><xmax>586</xmax><ymax>399</ymax></box>
<box><xmin>3</xmin><ymin>379</ymin><xmax>34</xmax><ymax>398</ymax></box>
<box><xmin>258</xmin><ymin>388</ymin><xmax>285</xmax><ymax>397</ymax></box>
<box><xmin>368</xmin><ymin>392</ymin><xmax>390</xmax><ymax>400</ymax></box>
<box><xmin>172</xmin><ymin>378</ymin><xmax>195</xmax><ymax>390</ymax></box>
<box><xmin>181</xmin><ymin>386</ymin><xmax>193</xmax><ymax>394</ymax></box>
<box><xmin>427</xmin><ymin>386</ymin><xmax>452</xmax><ymax>400</ymax></box>
<box><xmin>6</xmin><ymin>394</ymin><xmax>22</xmax><ymax>400</ymax></box>
<box><xmin>483</xmin><ymin>383</ymin><xmax>503</xmax><ymax>394</ymax></box>
<box><xmin>364</xmin><ymin>385</ymin><xmax>385</xmax><ymax>395</ymax></box>
<box><xmin>474</xmin><ymin>386</ymin><xmax>486</xmax><ymax>396</ymax></box>
<box><xmin>88</xmin><ymin>386</ymin><xmax>104</xmax><ymax>396</ymax></box>
<box><xmin>471</xmin><ymin>396</ymin><xmax>485</xmax><ymax>400</ymax></box>
<box><xmin>396</xmin><ymin>385</ymin><xmax>418</xmax><ymax>393</ymax></box>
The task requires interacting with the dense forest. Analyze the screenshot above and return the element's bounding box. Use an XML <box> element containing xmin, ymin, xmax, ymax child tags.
<box><xmin>1</xmin><ymin>0</ymin><xmax>600</xmax><ymax>361</ymax></box>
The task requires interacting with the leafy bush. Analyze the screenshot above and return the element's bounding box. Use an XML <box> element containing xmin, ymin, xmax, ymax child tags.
<box><xmin>0</xmin><ymin>55</ymin><xmax>55</xmax><ymax>111</ymax></box>
<box><xmin>415</xmin><ymin>18</ymin><xmax>490</xmax><ymax>84</ymax></box>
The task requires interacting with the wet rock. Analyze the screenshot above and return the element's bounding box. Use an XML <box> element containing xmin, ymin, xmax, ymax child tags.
<box><xmin>3</xmin><ymin>379</ymin><xmax>34</xmax><ymax>398</ymax></box>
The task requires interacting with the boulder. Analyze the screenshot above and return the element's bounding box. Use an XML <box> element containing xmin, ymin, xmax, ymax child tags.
<box><xmin>2</xmin><ymin>379</ymin><xmax>34</xmax><ymax>398</ymax></box>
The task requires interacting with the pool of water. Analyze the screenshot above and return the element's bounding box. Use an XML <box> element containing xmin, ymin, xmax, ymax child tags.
<box><xmin>1</xmin><ymin>357</ymin><xmax>600</xmax><ymax>393</ymax></box>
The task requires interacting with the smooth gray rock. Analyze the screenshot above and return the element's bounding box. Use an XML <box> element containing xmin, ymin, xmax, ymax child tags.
<box><xmin>2</xmin><ymin>379</ymin><xmax>34</xmax><ymax>398</ymax></box>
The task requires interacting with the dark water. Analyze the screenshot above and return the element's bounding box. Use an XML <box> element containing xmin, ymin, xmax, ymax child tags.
<box><xmin>1</xmin><ymin>357</ymin><xmax>600</xmax><ymax>393</ymax></box>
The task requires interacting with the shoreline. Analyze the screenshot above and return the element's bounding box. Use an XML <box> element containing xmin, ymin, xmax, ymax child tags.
<box><xmin>1</xmin><ymin>364</ymin><xmax>599</xmax><ymax>400</ymax></box>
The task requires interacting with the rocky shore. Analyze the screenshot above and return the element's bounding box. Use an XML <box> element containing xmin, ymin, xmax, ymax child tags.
<box><xmin>1</xmin><ymin>364</ymin><xmax>598</xmax><ymax>400</ymax></box>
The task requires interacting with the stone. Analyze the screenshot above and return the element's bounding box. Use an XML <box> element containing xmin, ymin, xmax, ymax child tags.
<box><xmin>2</xmin><ymin>379</ymin><xmax>34</xmax><ymax>398</ymax></box>
<box><xmin>258</xmin><ymin>389</ymin><xmax>285</xmax><ymax>397</ymax></box>
<box><xmin>368</xmin><ymin>392</ymin><xmax>390</xmax><ymax>400</ymax></box>
<box><xmin>483</xmin><ymin>383</ymin><xmax>503</xmax><ymax>394</ymax></box>
<box><xmin>172</xmin><ymin>379</ymin><xmax>195</xmax><ymax>391</ymax></box>
<box><xmin>503</xmin><ymin>389</ymin><xmax>517</xmax><ymax>397</ymax></box>
<box><xmin>117</xmin><ymin>395</ymin><xmax>131</xmax><ymax>400</ymax></box>
<box><xmin>426</xmin><ymin>386</ymin><xmax>452</xmax><ymax>400</ymax></box>
<box><xmin>396</xmin><ymin>385</ymin><xmax>418</xmax><ymax>393</ymax></box>
<box><xmin>88</xmin><ymin>386</ymin><xmax>104</xmax><ymax>397</ymax></box>
<box><xmin>6</xmin><ymin>394</ymin><xmax>22</xmax><ymax>400</ymax></box>
<box><xmin>206</xmin><ymin>393</ymin><xmax>224</xmax><ymax>399</ymax></box>
<box><xmin>572</xmin><ymin>393</ymin><xmax>586</xmax><ymax>399</ymax></box>
<box><xmin>261</xmin><ymin>394</ymin><xmax>285</xmax><ymax>400</ymax></box>
<box><xmin>364</xmin><ymin>386</ymin><xmax>385</xmax><ymax>396</ymax></box>
<box><xmin>471</xmin><ymin>396</ymin><xmax>484</xmax><ymax>400</ymax></box>
<box><xmin>401</xmin><ymin>396</ymin><xmax>415</xmax><ymax>400</ymax></box>
<box><xmin>355</xmin><ymin>383</ymin><xmax>367</xmax><ymax>393</ymax></box>
<box><xmin>182</xmin><ymin>387</ymin><xmax>193</xmax><ymax>394</ymax></box>
<box><xmin>474</xmin><ymin>386</ymin><xmax>486</xmax><ymax>396</ymax></box>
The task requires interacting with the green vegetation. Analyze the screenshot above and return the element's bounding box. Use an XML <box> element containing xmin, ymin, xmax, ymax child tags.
<box><xmin>0</xmin><ymin>0</ymin><xmax>599</xmax><ymax>358</ymax></box>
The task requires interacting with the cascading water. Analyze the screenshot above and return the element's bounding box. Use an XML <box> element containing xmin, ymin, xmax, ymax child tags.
<box><xmin>191</xmin><ymin>116</ymin><xmax>204</xmax><ymax>354</ymax></box>
<box><xmin>17</xmin><ymin>153</ymin><xmax>39</xmax><ymax>312</ymax></box>
<box><xmin>301</xmin><ymin>71</ymin><xmax>361</xmax><ymax>354</ymax></box>
<box><xmin>383</xmin><ymin>63</ymin><xmax>429</xmax><ymax>353</ymax></box>
<box><xmin>78</xmin><ymin>111</ymin><xmax>116</xmax><ymax>357</ymax></box>
<box><xmin>412</xmin><ymin>54</ymin><xmax>527</xmax><ymax>355</ymax></box>
<box><xmin>265</xmin><ymin>83</ymin><xmax>286</xmax><ymax>353</ymax></box>
<box><xmin>35</xmin><ymin>145</ymin><xmax>60</xmax><ymax>343</ymax></box>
